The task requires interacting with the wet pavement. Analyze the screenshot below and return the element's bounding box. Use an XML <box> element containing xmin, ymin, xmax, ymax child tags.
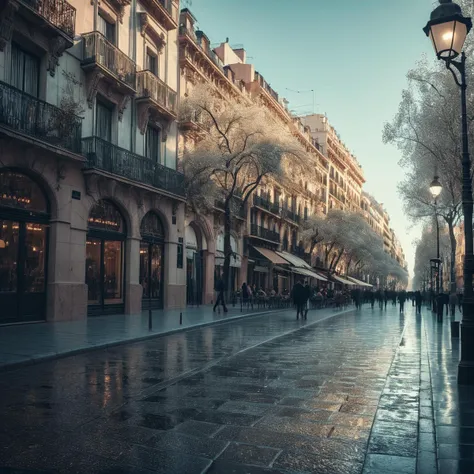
<box><xmin>0</xmin><ymin>304</ymin><xmax>472</xmax><ymax>473</ymax></box>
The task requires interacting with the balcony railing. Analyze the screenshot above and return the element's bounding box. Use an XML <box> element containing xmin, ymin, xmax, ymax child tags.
<box><xmin>82</xmin><ymin>32</ymin><xmax>136</xmax><ymax>91</ymax></box>
<box><xmin>137</xmin><ymin>71</ymin><xmax>177</xmax><ymax>116</ymax></box>
<box><xmin>20</xmin><ymin>0</ymin><xmax>76</xmax><ymax>39</ymax></box>
<box><xmin>157</xmin><ymin>0</ymin><xmax>178</xmax><ymax>22</ymax></box>
<box><xmin>282</xmin><ymin>208</ymin><xmax>301</xmax><ymax>224</ymax></box>
<box><xmin>82</xmin><ymin>137</ymin><xmax>184</xmax><ymax>196</ymax></box>
<box><xmin>292</xmin><ymin>246</ymin><xmax>312</xmax><ymax>264</ymax></box>
<box><xmin>255</xmin><ymin>72</ymin><xmax>279</xmax><ymax>102</ymax></box>
<box><xmin>250</xmin><ymin>224</ymin><xmax>280</xmax><ymax>243</ymax></box>
<box><xmin>179</xmin><ymin>25</ymin><xmax>197</xmax><ymax>42</ymax></box>
<box><xmin>253</xmin><ymin>195</ymin><xmax>280</xmax><ymax>214</ymax></box>
<box><xmin>0</xmin><ymin>80</ymin><xmax>82</xmax><ymax>153</ymax></box>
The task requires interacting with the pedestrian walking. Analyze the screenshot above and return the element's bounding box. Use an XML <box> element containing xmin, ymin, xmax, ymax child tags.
<box><xmin>449</xmin><ymin>292</ymin><xmax>457</xmax><ymax>318</ymax></box>
<box><xmin>415</xmin><ymin>290</ymin><xmax>422</xmax><ymax>314</ymax></box>
<box><xmin>370</xmin><ymin>291</ymin><xmax>375</xmax><ymax>309</ymax></box>
<box><xmin>384</xmin><ymin>290</ymin><xmax>388</xmax><ymax>309</ymax></box>
<box><xmin>241</xmin><ymin>282</ymin><xmax>250</xmax><ymax>309</ymax></box>
<box><xmin>213</xmin><ymin>277</ymin><xmax>228</xmax><ymax>313</ymax></box>
<box><xmin>398</xmin><ymin>290</ymin><xmax>407</xmax><ymax>314</ymax></box>
<box><xmin>292</xmin><ymin>279</ymin><xmax>306</xmax><ymax>320</ymax></box>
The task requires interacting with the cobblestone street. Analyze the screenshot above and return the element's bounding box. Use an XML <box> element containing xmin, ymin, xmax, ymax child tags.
<box><xmin>0</xmin><ymin>305</ymin><xmax>472</xmax><ymax>473</ymax></box>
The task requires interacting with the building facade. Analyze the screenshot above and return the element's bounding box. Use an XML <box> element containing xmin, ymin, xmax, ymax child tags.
<box><xmin>0</xmin><ymin>0</ymin><xmax>187</xmax><ymax>324</ymax></box>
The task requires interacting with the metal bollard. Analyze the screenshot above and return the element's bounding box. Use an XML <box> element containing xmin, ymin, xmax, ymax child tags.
<box><xmin>180</xmin><ymin>312</ymin><xmax>183</xmax><ymax>325</ymax></box>
<box><xmin>148</xmin><ymin>307</ymin><xmax>152</xmax><ymax>331</ymax></box>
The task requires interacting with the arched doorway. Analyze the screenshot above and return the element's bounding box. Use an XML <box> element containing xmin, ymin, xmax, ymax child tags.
<box><xmin>86</xmin><ymin>200</ymin><xmax>126</xmax><ymax>316</ymax></box>
<box><xmin>140</xmin><ymin>212</ymin><xmax>165</xmax><ymax>310</ymax></box>
<box><xmin>0</xmin><ymin>171</ymin><xmax>49</xmax><ymax>324</ymax></box>
<box><xmin>186</xmin><ymin>224</ymin><xmax>206</xmax><ymax>306</ymax></box>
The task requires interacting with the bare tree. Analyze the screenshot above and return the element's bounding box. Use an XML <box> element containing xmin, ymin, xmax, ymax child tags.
<box><xmin>181</xmin><ymin>84</ymin><xmax>306</xmax><ymax>292</ymax></box>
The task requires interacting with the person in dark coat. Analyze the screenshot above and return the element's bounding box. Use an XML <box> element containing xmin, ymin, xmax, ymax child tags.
<box><xmin>292</xmin><ymin>279</ymin><xmax>306</xmax><ymax>320</ymax></box>
<box><xmin>213</xmin><ymin>277</ymin><xmax>228</xmax><ymax>313</ymax></box>
<box><xmin>398</xmin><ymin>291</ymin><xmax>407</xmax><ymax>313</ymax></box>
<box><xmin>383</xmin><ymin>289</ymin><xmax>389</xmax><ymax>309</ymax></box>
<box><xmin>415</xmin><ymin>290</ymin><xmax>422</xmax><ymax>314</ymax></box>
<box><xmin>241</xmin><ymin>282</ymin><xmax>250</xmax><ymax>308</ymax></box>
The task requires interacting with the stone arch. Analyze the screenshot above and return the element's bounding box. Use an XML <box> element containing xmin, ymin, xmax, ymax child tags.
<box><xmin>0</xmin><ymin>166</ymin><xmax>58</xmax><ymax>220</ymax></box>
<box><xmin>140</xmin><ymin>207</ymin><xmax>170</xmax><ymax>242</ymax></box>
<box><xmin>85</xmin><ymin>195</ymin><xmax>133</xmax><ymax>238</ymax></box>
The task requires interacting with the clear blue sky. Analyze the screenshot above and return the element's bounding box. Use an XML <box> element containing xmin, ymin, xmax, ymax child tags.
<box><xmin>184</xmin><ymin>0</ymin><xmax>437</xmax><ymax>276</ymax></box>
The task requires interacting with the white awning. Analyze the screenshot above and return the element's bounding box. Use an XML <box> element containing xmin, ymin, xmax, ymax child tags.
<box><xmin>291</xmin><ymin>267</ymin><xmax>328</xmax><ymax>282</ymax></box>
<box><xmin>276</xmin><ymin>251</ymin><xmax>313</xmax><ymax>270</ymax></box>
<box><xmin>253</xmin><ymin>246</ymin><xmax>289</xmax><ymax>265</ymax></box>
<box><xmin>348</xmin><ymin>276</ymin><xmax>373</xmax><ymax>287</ymax></box>
<box><xmin>332</xmin><ymin>275</ymin><xmax>356</xmax><ymax>286</ymax></box>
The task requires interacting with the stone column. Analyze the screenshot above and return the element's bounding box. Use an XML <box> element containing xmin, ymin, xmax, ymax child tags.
<box><xmin>46</xmin><ymin>221</ymin><xmax>87</xmax><ymax>322</ymax></box>
<box><xmin>125</xmin><ymin>236</ymin><xmax>142</xmax><ymax>315</ymax></box>
<box><xmin>202</xmin><ymin>250</ymin><xmax>215</xmax><ymax>304</ymax></box>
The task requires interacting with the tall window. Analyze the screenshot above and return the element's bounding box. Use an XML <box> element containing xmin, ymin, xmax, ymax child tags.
<box><xmin>10</xmin><ymin>44</ymin><xmax>39</xmax><ymax>97</ymax></box>
<box><xmin>96</xmin><ymin>100</ymin><xmax>113</xmax><ymax>142</ymax></box>
<box><xmin>145</xmin><ymin>127</ymin><xmax>161</xmax><ymax>163</ymax></box>
<box><xmin>98</xmin><ymin>14</ymin><xmax>116</xmax><ymax>43</ymax></box>
<box><xmin>146</xmin><ymin>51</ymin><xmax>158</xmax><ymax>76</ymax></box>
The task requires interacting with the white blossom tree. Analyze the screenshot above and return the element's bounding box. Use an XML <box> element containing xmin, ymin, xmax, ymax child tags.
<box><xmin>301</xmin><ymin>209</ymin><xmax>406</xmax><ymax>286</ymax></box>
<box><xmin>181</xmin><ymin>84</ymin><xmax>306</xmax><ymax>291</ymax></box>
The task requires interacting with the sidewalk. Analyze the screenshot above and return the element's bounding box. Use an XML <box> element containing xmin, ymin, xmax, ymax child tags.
<box><xmin>0</xmin><ymin>303</ymin><xmax>298</xmax><ymax>370</ymax></box>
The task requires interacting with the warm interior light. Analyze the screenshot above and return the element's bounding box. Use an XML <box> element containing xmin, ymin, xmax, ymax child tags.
<box><xmin>442</xmin><ymin>31</ymin><xmax>454</xmax><ymax>41</ymax></box>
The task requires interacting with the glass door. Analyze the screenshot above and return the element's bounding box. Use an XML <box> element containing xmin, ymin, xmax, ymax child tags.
<box><xmin>140</xmin><ymin>242</ymin><xmax>163</xmax><ymax>309</ymax></box>
<box><xmin>0</xmin><ymin>220</ymin><xmax>47</xmax><ymax>323</ymax></box>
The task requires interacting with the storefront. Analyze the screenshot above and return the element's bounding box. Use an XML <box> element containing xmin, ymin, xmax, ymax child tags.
<box><xmin>140</xmin><ymin>212</ymin><xmax>165</xmax><ymax>310</ymax></box>
<box><xmin>86</xmin><ymin>200</ymin><xmax>126</xmax><ymax>316</ymax></box>
<box><xmin>0</xmin><ymin>171</ymin><xmax>49</xmax><ymax>324</ymax></box>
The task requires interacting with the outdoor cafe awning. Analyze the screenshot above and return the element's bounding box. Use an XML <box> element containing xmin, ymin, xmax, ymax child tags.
<box><xmin>291</xmin><ymin>267</ymin><xmax>328</xmax><ymax>282</ymax></box>
<box><xmin>276</xmin><ymin>251</ymin><xmax>313</xmax><ymax>270</ymax></box>
<box><xmin>331</xmin><ymin>275</ymin><xmax>356</xmax><ymax>286</ymax></box>
<box><xmin>348</xmin><ymin>276</ymin><xmax>373</xmax><ymax>288</ymax></box>
<box><xmin>252</xmin><ymin>246</ymin><xmax>289</xmax><ymax>265</ymax></box>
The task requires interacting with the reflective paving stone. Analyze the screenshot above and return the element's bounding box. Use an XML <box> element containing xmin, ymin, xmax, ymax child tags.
<box><xmin>368</xmin><ymin>434</ymin><xmax>417</xmax><ymax>457</ymax></box>
<box><xmin>217</xmin><ymin>442</ymin><xmax>280</xmax><ymax>467</ymax></box>
<box><xmin>273</xmin><ymin>450</ymin><xmax>363</xmax><ymax>474</ymax></box>
<box><xmin>363</xmin><ymin>454</ymin><xmax>416</xmax><ymax>474</ymax></box>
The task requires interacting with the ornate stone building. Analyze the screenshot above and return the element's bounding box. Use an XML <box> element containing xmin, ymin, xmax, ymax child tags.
<box><xmin>0</xmin><ymin>0</ymin><xmax>186</xmax><ymax>324</ymax></box>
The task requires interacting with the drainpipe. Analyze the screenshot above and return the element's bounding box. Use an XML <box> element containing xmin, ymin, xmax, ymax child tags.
<box><xmin>131</xmin><ymin>0</ymin><xmax>137</xmax><ymax>152</ymax></box>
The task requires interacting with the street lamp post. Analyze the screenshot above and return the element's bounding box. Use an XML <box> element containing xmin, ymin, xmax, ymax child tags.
<box><xmin>424</xmin><ymin>0</ymin><xmax>474</xmax><ymax>384</ymax></box>
<box><xmin>430</xmin><ymin>175</ymin><xmax>443</xmax><ymax>317</ymax></box>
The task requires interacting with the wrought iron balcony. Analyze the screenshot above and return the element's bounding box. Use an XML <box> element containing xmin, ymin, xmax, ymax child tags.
<box><xmin>253</xmin><ymin>195</ymin><xmax>280</xmax><ymax>215</ymax></box>
<box><xmin>250</xmin><ymin>224</ymin><xmax>280</xmax><ymax>243</ymax></box>
<box><xmin>254</xmin><ymin>72</ymin><xmax>279</xmax><ymax>102</ymax></box>
<box><xmin>82</xmin><ymin>137</ymin><xmax>184</xmax><ymax>196</ymax></box>
<box><xmin>140</xmin><ymin>0</ymin><xmax>178</xmax><ymax>30</ymax></box>
<box><xmin>19</xmin><ymin>0</ymin><xmax>76</xmax><ymax>41</ymax></box>
<box><xmin>82</xmin><ymin>32</ymin><xmax>136</xmax><ymax>93</ymax></box>
<box><xmin>292</xmin><ymin>246</ymin><xmax>312</xmax><ymax>264</ymax></box>
<box><xmin>0</xmin><ymin>80</ymin><xmax>82</xmax><ymax>153</ymax></box>
<box><xmin>178</xmin><ymin>25</ymin><xmax>197</xmax><ymax>42</ymax></box>
<box><xmin>282</xmin><ymin>208</ymin><xmax>301</xmax><ymax>224</ymax></box>
<box><xmin>137</xmin><ymin>71</ymin><xmax>177</xmax><ymax>118</ymax></box>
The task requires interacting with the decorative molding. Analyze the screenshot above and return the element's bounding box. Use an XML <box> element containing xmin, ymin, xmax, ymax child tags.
<box><xmin>86</xmin><ymin>70</ymin><xmax>104</xmax><ymax>108</ymax></box>
<box><xmin>139</xmin><ymin>12</ymin><xmax>166</xmax><ymax>53</ymax></box>
<box><xmin>137</xmin><ymin>102</ymin><xmax>151</xmax><ymax>135</ymax></box>
<box><xmin>47</xmin><ymin>36</ymin><xmax>67</xmax><ymax>77</ymax></box>
<box><xmin>95</xmin><ymin>0</ymin><xmax>131</xmax><ymax>24</ymax></box>
<box><xmin>0</xmin><ymin>1</ymin><xmax>18</xmax><ymax>52</ymax></box>
<box><xmin>118</xmin><ymin>94</ymin><xmax>131</xmax><ymax>121</ymax></box>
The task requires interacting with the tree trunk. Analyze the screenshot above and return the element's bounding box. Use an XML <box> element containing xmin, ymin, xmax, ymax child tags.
<box><xmin>223</xmin><ymin>203</ymin><xmax>233</xmax><ymax>302</ymax></box>
<box><xmin>447</xmin><ymin>217</ymin><xmax>457</xmax><ymax>294</ymax></box>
